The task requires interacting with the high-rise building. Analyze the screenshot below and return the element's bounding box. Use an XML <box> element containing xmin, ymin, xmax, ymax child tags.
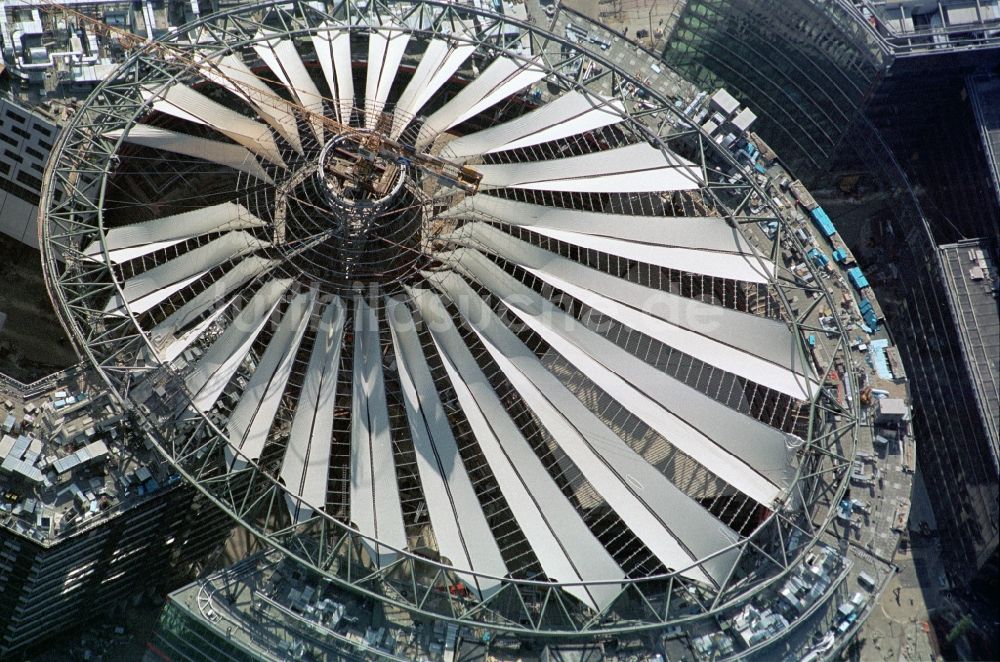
<box><xmin>0</xmin><ymin>96</ymin><xmax>55</xmax><ymax>247</ymax></box>
<box><xmin>0</xmin><ymin>367</ymin><xmax>231</xmax><ymax>656</ymax></box>
<box><xmin>663</xmin><ymin>0</ymin><xmax>1000</xmax><ymax>197</ymax></box>
<box><xmin>661</xmin><ymin>0</ymin><xmax>889</xmax><ymax>181</ymax></box>
<box><xmin>935</xmin><ymin>239</ymin><xmax>999</xmax><ymax>569</ymax></box>
<box><xmin>969</xmin><ymin>73</ymin><xmax>1000</xmax><ymax>213</ymax></box>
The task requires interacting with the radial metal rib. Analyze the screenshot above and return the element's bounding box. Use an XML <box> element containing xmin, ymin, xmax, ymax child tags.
<box><xmin>445</xmin><ymin>249</ymin><xmax>792</xmax><ymax>503</ymax></box>
<box><xmin>184</xmin><ymin>278</ymin><xmax>291</xmax><ymax>413</ymax></box>
<box><xmin>459</xmin><ymin>222</ymin><xmax>815</xmax><ymax>397</ymax></box>
<box><xmin>431</xmin><ymin>271</ymin><xmax>740</xmax><ymax>586</ymax></box>
<box><xmin>253</xmin><ymin>32</ymin><xmax>326</xmax><ymax>143</ymax></box>
<box><xmin>105</xmin><ymin>125</ymin><xmax>274</xmax><ymax>184</ymax></box>
<box><xmin>149</xmin><ymin>256</ymin><xmax>278</xmax><ymax>349</ymax></box>
<box><xmin>198</xmin><ymin>52</ymin><xmax>303</xmax><ymax>153</ymax></box>
<box><xmin>104</xmin><ymin>232</ymin><xmax>269</xmax><ymax>317</ymax></box>
<box><xmin>416</xmin><ymin>56</ymin><xmax>547</xmax><ymax>147</ymax></box>
<box><xmin>365</xmin><ymin>28</ymin><xmax>411</xmax><ymax>129</ymax></box>
<box><xmin>83</xmin><ymin>202</ymin><xmax>266</xmax><ymax>264</ymax></box>
<box><xmin>442</xmin><ymin>194</ymin><xmax>773</xmax><ymax>283</ymax></box>
<box><xmin>390</xmin><ymin>39</ymin><xmax>476</xmax><ymax>139</ymax></box>
<box><xmin>141</xmin><ymin>83</ymin><xmax>286</xmax><ymax>167</ymax></box>
<box><xmin>312</xmin><ymin>25</ymin><xmax>354</xmax><ymax>123</ymax></box>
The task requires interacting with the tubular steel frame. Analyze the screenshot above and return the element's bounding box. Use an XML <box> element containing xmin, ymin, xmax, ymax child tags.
<box><xmin>39</xmin><ymin>0</ymin><xmax>861</xmax><ymax>638</ymax></box>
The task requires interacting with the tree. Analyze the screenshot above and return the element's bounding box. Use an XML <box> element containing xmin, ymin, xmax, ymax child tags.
<box><xmin>946</xmin><ymin>614</ymin><xmax>973</xmax><ymax>644</ymax></box>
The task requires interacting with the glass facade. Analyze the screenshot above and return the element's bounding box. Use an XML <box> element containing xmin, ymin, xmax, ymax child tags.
<box><xmin>662</xmin><ymin>0</ymin><xmax>888</xmax><ymax>182</ymax></box>
<box><xmin>151</xmin><ymin>602</ymin><xmax>258</xmax><ymax>662</ymax></box>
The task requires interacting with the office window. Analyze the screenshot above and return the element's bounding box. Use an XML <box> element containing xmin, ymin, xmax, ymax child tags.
<box><xmin>17</xmin><ymin>170</ymin><xmax>42</xmax><ymax>190</ymax></box>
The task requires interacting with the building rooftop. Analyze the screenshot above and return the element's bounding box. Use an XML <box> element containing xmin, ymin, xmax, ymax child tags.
<box><xmin>0</xmin><ymin>0</ymin><xmax>201</xmax><ymax>94</ymax></box>
<box><xmin>46</xmin><ymin>3</ymin><xmax>836</xmax><ymax>608</ymax></box>
<box><xmin>162</xmin><ymin>551</ymin><xmax>456</xmax><ymax>662</ymax></box>
<box><xmin>938</xmin><ymin>239</ymin><xmax>1000</xmax><ymax>470</ymax></box>
<box><xmin>159</xmin><ymin>539</ymin><xmax>856</xmax><ymax>662</ymax></box>
<box><xmin>861</xmin><ymin>0</ymin><xmax>1000</xmax><ymax>50</ymax></box>
<box><xmin>0</xmin><ymin>366</ymin><xmax>175</xmax><ymax>545</ymax></box>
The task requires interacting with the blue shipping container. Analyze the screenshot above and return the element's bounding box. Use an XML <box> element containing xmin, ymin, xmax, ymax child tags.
<box><xmin>809</xmin><ymin>207</ymin><xmax>837</xmax><ymax>238</ymax></box>
<box><xmin>848</xmin><ymin>267</ymin><xmax>870</xmax><ymax>290</ymax></box>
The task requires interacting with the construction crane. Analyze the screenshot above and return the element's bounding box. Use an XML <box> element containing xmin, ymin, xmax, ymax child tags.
<box><xmin>34</xmin><ymin>1</ymin><xmax>482</xmax><ymax>194</ymax></box>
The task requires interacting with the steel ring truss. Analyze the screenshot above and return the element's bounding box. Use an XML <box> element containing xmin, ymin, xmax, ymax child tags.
<box><xmin>40</xmin><ymin>0</ymin><xmax>861</xmax><ymax>638</ymax></box>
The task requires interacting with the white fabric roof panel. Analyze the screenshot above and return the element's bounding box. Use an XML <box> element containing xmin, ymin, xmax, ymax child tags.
<box><xmin>82</xmin><ymin>202</ymin><xmax>266</xmax><ymax>264</ymax></box>
<box><xmin>463</xmin><ymin>223</ymin><xmax>811</xmax><ymax>385</ymax></box>
<box><xmin>528</xmin><ymin>261</ymin><xmax>799</xmax><ymax>485</ymax></box>
<box><xmin>105</xmin><ymin>125</ymin><xmax>274</xmax><ymax>184</ymax></box>
<box><xmin>385</xmin><ymin>296</ymin><xmax>507</xmax><ymax>597</ymax></box>
<box><xmin>281</xmin><ymin>298</ymin><xmax>346</xmax><ymax>523</ymax></box>
<box><xmin>443</xmin><ymin>90</ymin><xmax>626</xmax><ymax>158</ymax></box>
<box><xmin>441</xmin><ymin>245</ymin><xmax>797</xmax><ymax>481</ymax></box>
<box><xmin>227</xmin><ymin>290</ymin><xmax>316</xmax><ymax>471</ymax></box>
<box><xmin>416</xmin><ymin>56</ymin><xmax>547</xmax><ymax>147</ymax></box>
<box><xmin>548</xmin><ymin>268</ymin><xmax>817</xmax><ymax>400</ymax></box>
<box><xmin>365</xmin><ymin>28</ymin><xmax>411</xmax><ymax>129</ymax></box>
<box><xmin>476</xmin><ymin>142</ymin><xmax>703</xmax><ymax>193</ymax></box>
<box><xmin>431</xmin><ymin>271</ymin><xmax>740</xmax><ymax>586</ymax></box>
<box><xmin>409</xmin><ymin>287</ymin><xmax>625</xmax><ymax>611</ymax></box>
<box><xmin>126</xmin><ymin>274</ymin><xmax>207</xmax><ymax>319</ymax></box>
<box><xmin>447</xmin><ymin>249</ymin><xmax>786</xmax><ymax>505</ymax></box>
<box><xmin>444</xmin><ymin>194</ymin><xmax>749</xmax><ymax>253</ymax></box>
<box><xmin>532</xmin><ymin>265</ymin><xmax>812</xmax><ymax>402</ymax></box>
<box><xmin>390</xmin><ymin>39</ymin><xmax>476</xmax><ymax>139</ymax></box>
<box><xmin>104</xmin><ymin>232</ymin><xmax>269</xmax><ymax>316</ymax></box>
<box><xmin>141</xmin><ymin>83</ymin><xmax>285</xmax><ymax>167</ymax></box>
<box><xmin>253</xmin><ymin>32</ymin><xmax>326</xmax><ymax>142</ymax></box>
<box><xmin>458</xmin><ymin>224</ymin><xmax>809</xmax><ymax>398</ymax></box>
<box><xmin>441</xmin><ymin>193</ymin><xmax>756</xmax><ymax>255</ymax></box>
<box><xmin>153</xmin><ymin>301</ymin><xmax>233</xmax><ymax>365</ymax></box>
<box><xmin>443</xmin><ymin>197</ymin><xmax>773</xmax><ymax>283</ymax></box>
<box><xmin>198</xmin><ymin>52</ymin><xmax>303</xmax><ymax>153</ymax></box>
<box><xmin>149</xmin><ymin>256</ymin><xmax>277</xmax><ymax>347</ymax></box>
<box><xmin>185</xmin><ymin>279</ymin><xmax>291</xmax><ymax>413</ymax></box>
<box><xmin>351</xmin><ymin>297</ymin><xmax>407</xmax><ymax>565</ymax></box>
<box><xmin>311</xmin><ymin>25</ymin><xmax>354</xmax><ymax>122</ymax></box>
<box><xmin>461</xmin><ymin>220</ymin><xmax>771</xmax><ymax>283</ymax></box>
